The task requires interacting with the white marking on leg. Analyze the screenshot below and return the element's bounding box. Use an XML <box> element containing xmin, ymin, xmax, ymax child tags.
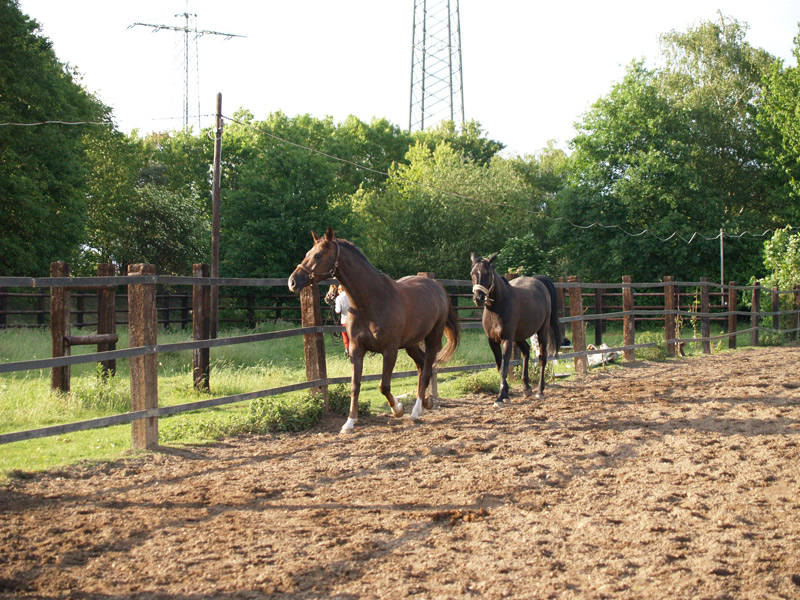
<box><xmin>393</xmin><ymin>398</ymin><xmax>404</xmax><ymax>417</ymax></box>
<box><xmin>410</xmin><ymin>396</ymin><xmax>424</xmax><ymax>420</ymax></box>
<box><xmin>340</xmin><ymin>417</ymin><xmax>357</xmax><ymax>433</ymax></box>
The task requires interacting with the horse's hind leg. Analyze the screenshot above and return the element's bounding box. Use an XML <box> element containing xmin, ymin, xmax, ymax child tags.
<box><xmin>419</xmin><ymin>329</ymin><xmax>444</xmax><ymax>410</ymax></box>
<box><xmin>517</xmin><ymin>338</ymin><xmax>532</xmax><ymax>397</ymax></box>
<box><xmin>380</xmin><ymin>347</ymin><xmax>404</xmax><ymax>418</ymax></box>
<box><xmin>405</xmin><ymin>344</ymin><xmax>431</xmax><ymax>416</ymax></box>
<box><xmin>536</xmin><ymin>329</ymin><xmax>548</xmax><ymax>398</ymax></box>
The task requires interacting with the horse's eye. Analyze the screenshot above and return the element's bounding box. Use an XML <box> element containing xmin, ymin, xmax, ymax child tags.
<box><xmin>313</xmin><ymin>253</ymin><xmax>321</xmax><ymax>261</ymax></box>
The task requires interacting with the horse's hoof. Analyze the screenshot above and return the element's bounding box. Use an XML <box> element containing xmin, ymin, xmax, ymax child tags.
<box><xmin>493</xmin><ymin>400</ymin><xmax>506</xmax><ymax>409</ymax></box>
<box><xmin>422</xmin><ymin>397</ymin><xmax>433</xmax><ymax>410</ymax></box>
<box><xmin>339</xmin><ymin>417</ymin><xmax>357</xmax><ymax>434</ymax></box>
<box><xmin>392</xmin><ymin>403</ymin><xmax>405</xmax><ymax>418</ymax></box>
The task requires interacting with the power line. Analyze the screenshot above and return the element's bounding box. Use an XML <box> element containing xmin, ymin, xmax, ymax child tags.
<box><xmin>220</xmin><ymin>113</ymin><xmax>797</xmax><ymax>245</ymax></box>
<box><xmin>0</xmin><ymin>120</ymin><xmax>110</xmax><ymax>127</ymax></box>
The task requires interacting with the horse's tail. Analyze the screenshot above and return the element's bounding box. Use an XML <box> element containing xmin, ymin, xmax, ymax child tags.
<box><xmin>537</xmin><ymin>275</ymin><xmax>563</xmax><ymax>357</ymax></box>
<box><xmin>436</xmin><ymin>298</ymin><xmax>461</xmax><ymax>365</ymax></box>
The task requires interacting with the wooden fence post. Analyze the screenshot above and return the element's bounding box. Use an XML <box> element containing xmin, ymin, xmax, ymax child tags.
<box><xmin>97</xmin><ymin>263</ymin><xmax>117</xmax><ymax>376</ymax></box>
<box><xmin>557</xmin><ymin>277</ymin><xmax>566</xmax><ymax>323</ymax></box>
<box><xmin>772</xmin><ymin>287</ymin><xmax>780</xmax><ymax>332</ymax></box>
<box><xmin>664</xmin><ymin>276</ymin><xmax>676</xmax><ymax>356</ymax></box>
<box><xmin>192</xmin><ymin>264</ymin><xmax>210</xmax><ymax>391</ymax></box>
<box><xmin>700</xmin><ymin>277</ymin><xmax>710</xmax><ymax>354</ymax></box>
<box><xmin>0</xmin><ymin>287</ymin><xmax>6</xmax><ymax>328</ymax></box>
<box><xmin>727</xmin><ymin>282</ymin><xmax>737</xmax><ymax>350</ymax></box>
<box><xmin>246</xmin><ymin>292</ymin><xmax>256</xmax><ymax>329</ymax></box>
<box><xmin>751</xmin><ymin>281</ymin><xmax>760</xmax><ymax>347</ymax></box>
<box><xmin>50</xmin><ymin>261</ymin><xmax>70</xmax><ymax>392</ymax></box>
<box><xmin>794</xmin><ymin>286</ymin><xmax>800</xmax><ymax>342</ymax></box>
<box><xmin>37</xmin><ymin>292</ymin><xmax>46</xmax><ymax>326</ymax></box>
<box><xmin>594</xmin><ymin>282</ymin><xmax>604</xmax><ymax>346</ymax></box>
<box><xmin>128</xmin><ymin>264</ymin><xmax>158</xmax><ymax>450</ymax></box>
<box><xmin>300</xmin><ymin>281</ymin><xmax>328</xmax><ymax>408</ymax></box>
<box><xmin>622</xmin><ymin>275</ymin><xmax>635</xmax><ymax>361</ymax></box>
<box><xmin>568</xmin><ymin>276</ymin><xmax>588</xmax><ymax>376</ymax></box>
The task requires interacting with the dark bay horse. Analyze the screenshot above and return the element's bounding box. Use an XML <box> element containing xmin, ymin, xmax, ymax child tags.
<box><xmin>289</xmin><ymin>228</ymin><xmax>460</xmax><ymax>433</ymax></box>
<box><xmin>470</xmin><ymin>252</ymin><xmax>562</xmax><ymax>406</ymax></box>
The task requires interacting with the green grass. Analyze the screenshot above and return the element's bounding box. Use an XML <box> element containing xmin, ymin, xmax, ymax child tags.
<box><xmin>0</xmin><ymin>318</ymin><xmax>785</xmax><ymax>481</ymax></box>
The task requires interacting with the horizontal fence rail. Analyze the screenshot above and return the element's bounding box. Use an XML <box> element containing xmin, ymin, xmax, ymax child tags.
<box><xmin>1</xmin><ymin>265</ymin><xmax>798</xmax><ymax>449</ymax></box>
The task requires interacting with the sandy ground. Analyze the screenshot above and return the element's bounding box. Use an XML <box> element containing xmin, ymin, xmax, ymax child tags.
<box><xmin>1</xmin><ymin>346</ymin><xmax>799</xmax><ymax>599</ymax></box>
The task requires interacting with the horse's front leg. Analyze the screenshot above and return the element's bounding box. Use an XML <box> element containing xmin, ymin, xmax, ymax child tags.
<box><xmin>379</xmin><ymin>346</ymin><xmax>404</xmax><ymax>418</ymax></box>
<box><xmin>341</xmin><ymin>346</ymin><xmax>365</xmax><ymax>434</ymax></box>
<box><xmin>495</xmin><ymin>338</ymin><xmax>513</xmax><ymax>407</ymax></box>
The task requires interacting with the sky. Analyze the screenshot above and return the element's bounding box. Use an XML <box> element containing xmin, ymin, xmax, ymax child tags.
<box><xmin>16</xmin><ymin>0</ymin><xmax>800</xmax><ymax>157</ymax></box>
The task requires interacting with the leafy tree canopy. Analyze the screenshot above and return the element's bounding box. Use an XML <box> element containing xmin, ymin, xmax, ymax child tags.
<box><xmin>0</xmin><ymin>0</ymin><xmax>109</xmax><ymax>275</ymax></box>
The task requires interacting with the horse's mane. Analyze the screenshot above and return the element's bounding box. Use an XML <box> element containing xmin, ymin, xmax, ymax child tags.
<box><xmin>335</xmin><ymin>238</ymin><xmax>384</xmax><ymax>275</ymax></box>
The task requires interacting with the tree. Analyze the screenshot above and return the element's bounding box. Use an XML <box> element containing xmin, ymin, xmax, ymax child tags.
<box><xmin>758</xmin><ymin>27</ymin><xmax>800</xmax><ymax>223</ymax></box>
<box><xmin>0</xmin><ymin>0</ymin><xmax>109</xmax><ymax>275</ymax></box>
<box><xmin>350</xmin><ymin>142</ymin><xmax>537</xmax><ymax>279</ymax></box>
<box><xmin>412</xmin><ymin>120</ymin><xmax>504</xmax><ymax>165</ymax></box>
<box><xmin>560</xmin><ymin>16</ymin><xmax>780</xmax><ymax>283</ymax></box>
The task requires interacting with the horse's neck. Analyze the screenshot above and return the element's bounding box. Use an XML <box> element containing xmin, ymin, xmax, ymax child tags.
<box><xmin>489</xmin><ymin>270</ymin><xmax>512</xmax><ymax>309</ymax></box>
<box><xmin>334</xmin><ymin>244</ymin><xmax>393</xmax><ymax>315</ymax></box>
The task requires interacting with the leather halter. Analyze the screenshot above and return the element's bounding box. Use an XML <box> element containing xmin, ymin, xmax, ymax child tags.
<box><xmin>471</xmin><ymin>261</ymin><xmax>496</xmax><ymax>306</ymax></box>
<box><xmin>295</xmin><ymin>241</ymin><xmax>340</xmax><ymax>282</ymax></box>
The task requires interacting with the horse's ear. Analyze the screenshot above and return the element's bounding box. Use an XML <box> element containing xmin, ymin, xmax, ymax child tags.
<box><xmin>470</xmin><ymin>252</ymin><xmax>479</xmax><ymax>264</ymax></box>
<box><xmin>324</xmin><ymin>226</ymin><xmax>335</xmax><ymax>241</ymax></box>
<box><xmin>311</xmin><ymin>230</ymin><xmax>319</xmax><ymax>242</ymax></box>
<box><xmin>488</xmin><ymin>252</ymin><xmax>499</xmax><ymax>264</ymax></box>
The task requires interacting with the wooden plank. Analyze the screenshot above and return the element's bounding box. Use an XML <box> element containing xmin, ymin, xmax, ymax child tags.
<box><xmin>64</xmin><ymin>333</ymin><xmax>119</xmax><ymax>346</ymax></box>
<box><xmin>128</xmin><ymin>264</ymin><xmax>158</xmax><ymax>450</ymax></box>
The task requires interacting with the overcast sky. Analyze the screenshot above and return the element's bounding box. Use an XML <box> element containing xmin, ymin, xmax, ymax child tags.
<box><xmin>16</xmin><ymin>1</ymin><xmax>800</xmax><ymax>156</ymax></box>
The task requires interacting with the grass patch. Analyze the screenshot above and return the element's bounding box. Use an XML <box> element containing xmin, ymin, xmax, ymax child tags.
<box><xmin>1</xmin><ymin>318</ymin><xmax>766</xmax><ymax>480</ymax></box>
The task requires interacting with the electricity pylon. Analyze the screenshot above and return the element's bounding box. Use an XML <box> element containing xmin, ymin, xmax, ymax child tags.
<box><xmin>408</xmin><ymin>0</ymin><xmax>465</xmax><ymax>132</ymax></box>
<box><xmin>130</xmin><ymin>10</ymin><xmax>244</xmax><ymax>130</ymax></box>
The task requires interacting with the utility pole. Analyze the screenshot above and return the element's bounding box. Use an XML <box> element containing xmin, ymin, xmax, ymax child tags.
<box><xmin>409</xmin><ymin>0</ymin><xmax>465</xmax><ymax>132</ymax></box>
<box><xmin>210</xmin><ymin>93</ymin><xmax>223</xmax><ymax>338</ymax></box>
<box><xmin>130</xmin><ymin>7</ymin><xmax>244</xmax><ymax>130</ymax></box>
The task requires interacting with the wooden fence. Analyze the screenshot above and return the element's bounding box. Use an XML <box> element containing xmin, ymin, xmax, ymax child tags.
<box><xmin>1</xmin><ymin>265</ymin><xmax>799</xmax><ymax>451</ymax></box>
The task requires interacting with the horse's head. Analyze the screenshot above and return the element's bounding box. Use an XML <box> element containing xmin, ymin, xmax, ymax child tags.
<box><xmin>288</xmin><ymin>227</ymin><xmax>340</xmax><ymax>293</ymax></box>
<box><xmin>324</xmin><ymin>283</ymin><xmax>339</xmax><ymax>305</ymax></box>
<box><xmin>470</xmin><ymin>251</ymin><xmax>498</xmax><ymax>307</ymax></box>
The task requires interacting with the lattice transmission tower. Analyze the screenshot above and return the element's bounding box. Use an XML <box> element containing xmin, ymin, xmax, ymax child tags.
<box><xmin>408</xmin><ymin>0</ymin><xmax>465</xmax><ymax>132</ymax></box>
<box><xmin>130</xmin><ymin>5</ymin><xmax>244</xmax><ymax>130</ymax></box>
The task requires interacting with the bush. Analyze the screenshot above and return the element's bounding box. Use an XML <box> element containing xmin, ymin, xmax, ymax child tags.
<box><xmin>327</xmin><ymin>384</ymin><xmax>370</xmax><ymax>417</ymax></box>
<box><xmin>455</xmin><ymin>371</ymin><xmax>499</xmax><ymax>395</ymax></box>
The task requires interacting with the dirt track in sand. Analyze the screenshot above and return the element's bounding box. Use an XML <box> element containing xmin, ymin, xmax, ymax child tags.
<box><xmin>1</xmin><ymin>346</ymin><xmax>800</xmax><ymax>599</ymax></box>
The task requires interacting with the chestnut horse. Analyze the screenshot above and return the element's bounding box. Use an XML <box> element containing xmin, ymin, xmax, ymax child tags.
<box><xmin>289</xmin><ymin>228</ymin><xmax>460</xmax><ymax>433</ymax></box>
<box><xmin>470</xmin><ymin>252</ymin><xmax>562</xmax><ymax>406</ymax></box>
